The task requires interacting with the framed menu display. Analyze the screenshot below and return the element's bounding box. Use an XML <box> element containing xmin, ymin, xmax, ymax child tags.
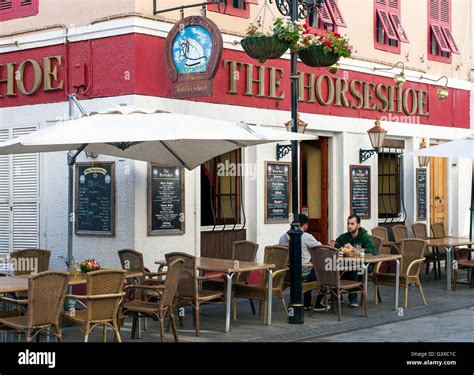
<box><xmin>75</xmin><ymin>162</ymin><xmax>115</xmax><ymax>236</ymax></box>
<box><xmin>265</xmin><ymin>162</ymin><xmax>291</xmax><ymax>224</ymax></box>
<box><xmin>147</xmin><ymin>164</ymin><xmax>185</xmax><ymax>236</ymax></box>
<box><xmin>416</xmin><ymin>168</ymin><xmax>427</xmax><ymax>221</ymax></box>
<box><xmin>350</xmin><ymin>165</ymin><xmax>371</xmax><ymax>219</ymax></box>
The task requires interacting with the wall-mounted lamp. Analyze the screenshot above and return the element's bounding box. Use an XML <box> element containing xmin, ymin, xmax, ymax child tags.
<box><xmin>359</xmin><ymin>119</ymin><xmax>387</xmax><ymax>163</ymax></box>
<box><xmin>276</xmin><ymin>115</ymin><xmax>308</xmax><ymax>160</ymax></box>
<box><xmin>418</xmin><ymin>138</ymin><xmax>431</xmax><ymax>168</ymax></box>
<box><xmin>373</xmin><ymin>61</ymin><xmax>406</xmax><ymax>87</ymax></box>
<box><xmin>420</xmin><ymin>75</ymin><xmax>449</xmax><ymax>100</ymax></box>
<box><xmin>327</xmin><ymin>62</ymin><xmax>340</xmax><ymax>74</ymax></box>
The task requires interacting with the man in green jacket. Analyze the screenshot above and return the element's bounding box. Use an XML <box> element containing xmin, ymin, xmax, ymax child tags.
<box><xmin>330</xmin><ymin>214</ymin><xmax>377</xmax><ymax>307</ymax></box>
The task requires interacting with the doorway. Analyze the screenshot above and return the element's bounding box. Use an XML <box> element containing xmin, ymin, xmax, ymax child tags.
<box><xmin>300</xmin><ymin>137</ymin><xmax>329</xmax><ymax>244</ymax></box>
<box><xmin>429</xmin><ymin>156</ymin><xmax>447</xmax><ymax>229</ymax></box>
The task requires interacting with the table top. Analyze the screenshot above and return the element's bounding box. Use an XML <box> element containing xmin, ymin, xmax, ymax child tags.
<box><xmin>425</xmin><ymin>237</ymin><xmax>474</xmax><ymax>247</ymax></box>
<box><xmin>0</xmin><ymin>270</ymin><xmax>142</xmax><ymax>293</ymax></box>
<box><xmin>155</xmin><ymin>257</ymin><xmax>275</xmax><ymax>273</ymax></box>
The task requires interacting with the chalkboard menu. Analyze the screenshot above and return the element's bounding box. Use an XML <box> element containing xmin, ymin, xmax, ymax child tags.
<box><xmin>416</xmin><ymin>168</ymin><xmax>427</xmax><ymax>221</ymax></box>
<box><xmin>350</xmin><ymin>165</ymin><xmax>371</xmax><ymax>219</ymax></box>
<box><xmin>75</xmin><ymin>162</ymin><xmax>115</xmax><ymax>236</ymax></box>
<box><xmin>265</xmin><ymin>162</ymin><xmax>291</xmax><ymax>224</ymax></box>
<box><xmin>148</xmin><ymin>164</ymin><xmax>185</xmax><ymax>235</ymax></box>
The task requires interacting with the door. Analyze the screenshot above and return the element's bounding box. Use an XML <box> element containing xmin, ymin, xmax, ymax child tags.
<box><xmin>429</xmin><ymin>156</ymin><xmax>447</xmax><ymax>228</ymax></box>
<box><xmin>300</xmin><ymin>137</ymin><xmax>328</xmax><ymax>245</ymax></box>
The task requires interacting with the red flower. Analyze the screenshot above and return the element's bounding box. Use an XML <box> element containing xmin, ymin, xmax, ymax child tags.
<box><xmin>334</xmin><ymin>32</ymin><xmax>341</xmax><ymax>38</ymax></box>
<box><xmin>303</xmin><ymin>24</ymin><xmax>309</xmax><ymax>29</ymax></box>
<box><xmin>324</xmin><ymin>41</ymin><xmax>332</xmax><ymax>47</ymax></box>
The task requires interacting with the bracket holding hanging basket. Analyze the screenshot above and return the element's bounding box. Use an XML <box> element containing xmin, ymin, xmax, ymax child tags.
<box><xmin>153</xmin><ymin>0</ymin><xmax>226</xmax><ymax>16</ymax></box>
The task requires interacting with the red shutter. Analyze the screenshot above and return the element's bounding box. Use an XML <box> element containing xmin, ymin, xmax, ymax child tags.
<box><xmin>245</xmin><ymin>0</ymin><xmax>258</xmax><ymax>5</ymax></box>
<box><xmin>376</xmin><ymin>8</ymin><xmax>398</xmax><ymax>40</ymax></box>
<box><xmin>440</xmin><ymin>0</ymin><xmax>450</xmax><ymax>23</ymax></box>
<box><xmin>325</xmin><ymin>0</ymin><xmax>346</xmax><ymax>27</ymax></box>
<box><xmin>0</xmin><ymin>0</ymin><xmax>14</xmax><ymax>20</ymax></box>
<box><xmin>429</xmin><ymin>0</ymin><xmax>440</xmax><ymax>20</ymax></box>
<box><xmin>0</xmin><ymin>0</ymin><xmax>37</xmax><ymax>20</ymax></box>
<box><xmin>441</xmin><ymin>27</ymin><xmax>460</xmax><ymax>54</ymax></box>
<box><xmin>319</xmin><ymin>2</ymin><xmax>333</xmax><ymax>24</ymax></box>
<box><xmin>389</xmin><ymin>13</ymin><xmax>409</xmax><ymax>43</ymax></box>
<box><xmin>388</xmin><ymin>0</ymin><xmax>398</xmax><ymax>9</ymax></box>
<box><xmin>430</xmin><ymin>24</ymin><xmax>451</xmax><ymax>52</ymax></box>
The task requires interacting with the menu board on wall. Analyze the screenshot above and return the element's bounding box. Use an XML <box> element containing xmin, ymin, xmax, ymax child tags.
<box><xmin>416</xmin><ymin>168</ymin><xmax>427</xmax><ymax>221</ymax></box>
<box><xmin>148</xmin><ymin>164</ymin><xmax>185</xmax><ymax>235</ymax></box>
<box><xmin>350</xmin><ymin>165</ymin><xmax>371</xmax><ymax>219</ymax></box>
<box><xmin>75</xmin><ymin>162</ymin><xmax>115</xmax><ymax>236</ymax></box>
<box><xmin>265</xmin><ymin>162</ymin><xmax>291</xmax><ymax>224</ymax></box>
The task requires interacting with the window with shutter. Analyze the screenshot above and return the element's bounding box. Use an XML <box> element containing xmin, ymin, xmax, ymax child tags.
<box><xmin>374</xmin><ymin>0</ymin><xmax>406</xmax><ymax>53</ymax></box>
<box><xmin>0</xmin><ymin>0</ymin><xmax>38</xmax><ymax>21</ymax></box>
<box><xmin>306</xmin><ymin>0</ymin><xmax>346</xmax><ymax>34</ymax></box>
<box><xmin>429</xmin><ymin>0</ymin><xmax>457</xmax><ymax>63</ymax></box>
<box><xmin>207</xmin><ymin>0</ymin><xmax>252</xmax><ymax>18</ymax></box>
<box><xmin>0</xmin><ymin>126</ymin><xmax>39</xmax><ymax>254</ymax></box>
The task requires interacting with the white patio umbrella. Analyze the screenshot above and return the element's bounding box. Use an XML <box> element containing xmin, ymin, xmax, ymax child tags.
<box><xmin>0</xmin><ymin>103</ymin><xmax>315</xmax><ymax>264</ymax></box>
<box><xmin>406</xmin><ymin>135</ymin><xmax>474</xmax><ymax>240</ymax></box>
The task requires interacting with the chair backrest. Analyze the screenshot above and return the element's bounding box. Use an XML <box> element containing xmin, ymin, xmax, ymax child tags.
<box><xmin>263</xmin><ymin>245</ymin><xmax>289</xmax><ymax>288</ymax></box>
<box><xmin>412</xmin><ymin>223</ymin><xmax>428</xmax><ymax>240</ymax></box>
<box><xmin>431</xmin><ymin>222</ymin><xmax>446</xmax><ymax>238</ymax></box>
<box><xmin>308</xmin><ymin>246</ymin><xmax>340</xmax><ymax>288</ymax></box>
<box><xmin>86</xmin><ymin>269</ymin><xmax>126</xmax><ymax>322</ymax></box>
<box><xmin>371</xmin><ymin>227</ymin><xmax>389</xmax><ymax>242</ymax></box>
<box><xmin>118</xmin><ymin>249</ymin><xmax>144</xmax><ymax>273</ymax></box>
<box><xmin>371</xmin><ymin>235</ymin><xmax>384</xmax><ymax>255</ymax></box>
<box><xmin>232</xmin><ymin>241</ymin><xmax>259</xmax><ymax>284</ymax></box>
<box><xmin>400</xmin><ymin>239</ymin><xmax>426</xmax><ymax>276</ymax></box>
<box><xmin>11</xmin><ymin>249</ymin><xmax>51</xmax><ymax>275</ymax></box>
<box><xmin>165</xmin><ymin>252</ymin><xmax>197</xmax><ymax>298</ymax></box>
<box><xmin>159</xmin><ymin>258</ymin><xmax>185</xmax><ymax>310</ymax></box>
<box><xmin>392</xmin><ymin>225</ymin><xmax>409</xmax><ymax>243</ymax></box>
<box><xmin>27</xmin><ymin>271</ymin><xmax>69</xmax><ymax>328</ymax></box>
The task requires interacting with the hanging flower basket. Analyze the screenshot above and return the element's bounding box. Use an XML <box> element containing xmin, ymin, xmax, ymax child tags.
<box><xmin>297</xmin><ymin>44</ymin><xmax>339</xmax><ymax>67</ymax></box>
<box><xmin>241</xmin><ymin>35</ymin><xmax>289</xmax><ymax>64</ymax></box>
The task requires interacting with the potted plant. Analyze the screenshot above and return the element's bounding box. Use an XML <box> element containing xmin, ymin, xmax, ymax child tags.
<box><xmin>297</xmin><ymin>25</ymin><xmax>353</xmax><ymax>67</ymax></box>
<box><xmin>241</xmin><ymin>18</ymin><xmax>300</xmax><ymax>63</ymax></box>
<box><xmin>80</xmin><ymin>258</ymin><xmax>100</xmax><ymax>273</ymax></box>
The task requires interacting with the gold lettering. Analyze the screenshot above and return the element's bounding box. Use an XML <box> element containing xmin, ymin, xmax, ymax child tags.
<box><xmin>402</xmin><ymin>88</ymin><xmax>418</xmax><ymax>115</ymax></box>
<box><xmin>387</xmin><ymin>85</ymin><xmax>403</xmax><ymax>113</ymax></box>
<box><xmin>244</xmin><ymin>63</ymin><xmax>265</xmax><ymax>97</ymax></box>
<box><xmin>17</xmin><ymin>60</ymin><xmax>42</xmax><ymax>96</ymax></box>
<box><xmin>298</xmin><ymin>72</ymin><xmax>315</xmax><ymax>103</ymax></box>
<box><xmin>334</xmin><ymin>77</ymin><xmax>349</xmax><ymax>107</ymax></box>
<box><xmin>43</xmin><ymin>56</ymin><xmax>64</xmax><ymax>91</ymax></box>
<box><xmin>349</xmin><ymin>80</ymin><xmax>363</xmax><ymax>109</ymax></box>
<box><xmin>0</xmin><ymin>63</ymin><xmax>16</xmax><ymax>97</ymax></box>
<box><xmin>224</xmin><ymin>59</ymin><xmax>243</xmax><ymax>94</ymax></box>
<box><xmin>375</xmin><ymin>84</ymin><xmax>389</xmax><ymax>111</ymax></box>
<box><xmin>363</xmin><ymin>82</ymin><xmax>377</xmax><ymax>110</ymax></box>
<box><xmin>269</xmin><ymin>67</ymin><xmax>285</xmax><ymax>100</ymax></box>
<box><xmin>315</xmin><ymin>74</ymin><xmax>334</xmax><ymax>106</ymax></box>
<box><xmin>417</xmin><ymin>90</ymin><xmax>429</xmax><ymax>116</ymax></box>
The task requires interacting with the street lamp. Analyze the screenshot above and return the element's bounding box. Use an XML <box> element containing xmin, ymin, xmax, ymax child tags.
<box><xmin>359</xmin><ymin>119</ymin><xmax>388</xmax><ymax>163</ymax></box>
<box><xmin>276</xmin><ymin>115</ymin><xmax>308</xmax><ymax>160</ymax></box>
<box><xmin>373</xmin><ymin>61</ymin><xmax>406</xmax><ymax>87</ymax></box>
<box><xmin>420</xmin><ymin>75</ymin><xmax>449</xmax><ymax>100</ymax></box>
<box><xmin>418</xmin><ymin>138</ymin><xmax>431</xmax><ymax>168</ymax></box>
<box><xmin>269</xmin><ymin>0</ymin><xmax>324</xmax><ymax>325</ymax></box>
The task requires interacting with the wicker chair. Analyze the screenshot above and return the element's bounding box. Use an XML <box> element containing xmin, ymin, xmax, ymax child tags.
<box><xmin>121</xmin><ymin>258</ymin><xmax>185</xmax><ymax>342</ymax></box>
<box><xmin>308</xmin><ymin>246</ymin><xmax>367</xmax><ymax>321</ymax></box>
<box><xmin>430</xmin><ymin>222</ymin><xmax>453</xmax><ymax>278</ymax></box>
<box><xmin>232</xmin><ymin>241</ymin><xmax>259</xmax><ymax>284</ymax></box>
<box><xmin>233</xmin><ymin>245</ymin><xmax>289</xmax><ymax>323</ymax></box>
<box><xmin>392</xmin><ymin>225</ymin><xmax>409</xmax><ymax>244</ymax></box>
<box><xmin>63</xmin><ymin>269</ymin><xmax>126</xmax><ymax>342</ymax></box>
<box><xmin>369</xmin><ymin>235</ymin><xmax>383</xmax><ymax>303</ymax></box>
<box><xmin>165</xmin><ymin>252</ymin><xmax>225</xmax><ymax>337</ymax></box>
<box><xmin>373</xmin><ymin>239</ymin><xmax>427</xmax><ymax>309</ymax></box>
<box><xmin>10</xmin><ymin>249</ymin><xmax>51</xmax><ymax>275</ymax></box>
<box><xmin>0</xmin><ymin>271</ymin><xmax>69</xmax><ymax>342</ymax></box>
<box><xmin>371</xmin><ymin>227</ymin><xmax>399</xmax><ymax>254</ymax></box>
<box><xmin>412</xmin><ymin>223</ymin><xmax>439</xmax><ymax>278</ymax></box>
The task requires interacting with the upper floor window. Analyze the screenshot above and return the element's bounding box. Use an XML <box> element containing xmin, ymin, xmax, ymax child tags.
<box><xmin>428</xmin><ymin>0</ymin><xmax>459</xmax><ymax>63</ymax></box>
<box><xmin>306</xmin><ymin>0</ymin><xmax>346</xmax><ymax>33</ymax></box>
<box><xmin>0</xmin><ymin>0</ymin><xmax>38</xmax><ymax>22</ymax></box>
<box><xmin>207</xmin><ymin>0</ymin><xmax>257</xmax><ymax>19</ymax></box>
<box><xmin>374</xmin><ymin>0</ymin><xmax>409</xmax><ymax>54</ymax></box>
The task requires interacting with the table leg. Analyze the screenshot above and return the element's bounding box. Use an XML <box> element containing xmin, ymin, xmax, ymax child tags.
<box><xmin>225</xmin><ymin>273</ymin><xmax>234</xmax><ymax>333</ymax></box>
<box><xmin>446</xmin><ymin>246</ymin><xmax>453</xmax><ymax>291</ymax></box>
<box><xmin>266</xmin><ymin>269</ymin><xmax>273</xmax><ymax>326</ymax></box>
<box><xmin>395</xmin><ymin>259</ymin><xmax>400</xmax><ymax>310</ymax></box>
<box><xmin>362</xmin><ymin>263</ymin><xmax>368</xmax><ymax>301</ymax></box>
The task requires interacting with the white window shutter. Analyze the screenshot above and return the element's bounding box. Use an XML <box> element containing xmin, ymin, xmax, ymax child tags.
<box><xmin>0</xmin><ymin>129</ymin><xmax>10</xmax><ymax>256</ymax></box>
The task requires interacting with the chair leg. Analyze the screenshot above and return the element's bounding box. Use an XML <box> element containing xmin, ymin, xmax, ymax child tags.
<box><xmin>131</xmin><ymin>313</ymin><xmax>138</xmax><ymax>339</ymax></box>
<box><xmin>26</xmin><ymin>329</ymin><xmax>32</xmax><ymax>343</ymax></box>
<box><xmin>374</xmin><ymin>284</ymin><xmax>378</xmax><ymax>305</ymax></box>
<box><xmin>425</xmin><ymin>260</ymin><xmax>429</xmax><ymax>275</ymax></box>
<box><xmin>280</xmin><ymin>296</ymin><xmax>288</xmax><ymax>320</ymax></box>
<box><xmin>158</xmin><ymin>316</ymin><xmax>165</xmax><ymax>342</ymax></box>
<box><xmin>249</xmin><ymin>299</ymin><xmax>256</xmax><ymax>315</ymax></box>
<box><xmin>169</xmin><ymin>310</ymin><xmax>179</xmax><ymax>343</ymax></box>
<box><xmin>84</xmin><ymin>324</ymin><xmax>91</xmax><ymax>343</ymax></box>
<box><xmin>263</xmin><ymin>300</ymin><xmax>268</xmax><ymax>325</ymax></box>
<box><xmin>113</xmin><ymin>322</ymin><xmax>121</xmax><ymax>343</ymax></box>
<box><xmin>404</xmin><ymin>286</ymin><xmax>409</xmax><ymax>309</ymax></box>
<box><xmin>418</xmin><ymin>283</ymin><xmax>427</xmax><ymax>305</ymax></box>
<box><xmin>233</xmin><ymin>296</ymin><xmax>237</xmax><ymax>321</ymax></box>
<box><xmin>102</xmin><ymin>325</ymin><xmax>107</xmax><ymax>343</ymax></box>
<box><xmin>377</xmin><ymin>287</ymin><xmax>382</xmax><ymax>303</ymax></box>
<box><xmin>194</xmin><ymin>303</ymin><xmax>200</xmax><ymax>337</ymax></box>
<box><xmin>363</xmin><ymin>290</ymin><xmax>368</xmax><ymax>317</ymax></box>
<box><xmin>337</xmin><ymin>292</ymin><xmax>342</xmax><ymax>322</ymax></box>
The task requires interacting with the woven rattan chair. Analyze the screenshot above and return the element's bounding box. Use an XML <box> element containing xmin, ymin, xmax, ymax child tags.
<box><xmin>412</xmin><ymin>223</ymin><xmax>439</xmax><ymax>278</ymax></box>
<box><xmin>233</xmin><ymin>245</ymin><xmax>289</xmax><ymax>323</ymax></box>
<box><xmin>392</xmin><ymin>225</ymin><xmax>409</xmax><ymax>245</ymax></box>
<box><xmin>0</xmin><ymin>271</ymin><xmax>69</xmax><ymax>342</ymax></box>
<box><xmin>371</xmin><ymin>227</ymin><xmax>399</xmax><ymax>254</ymax></box>
<box><xmin>10</xmin><ymin>249</ymin><xmax>51</xmax><ymax>275</ymax></box>
<box><xmin>165</xmin><ymin>252</ymin><xmax>225</xmax><ymax>337</ymax></box>
<box><xmin>63</xmin><ymin>269</ymin><xmax>126</xmax><ymax>342</ymax></box>
<box><xmin>308</xmin><ymin>246</ymin><xmax>367</xmax><ymax>321</ymax></box>
<box><xmin>430</xmin><ymin>222</ymin><xmax>453</xmax><ymax>278</ymax></box>
<box><xmin>369</xmin><ymin>235</ymin><xmax>384</xmax><ymax>303</ymax></box>
<box><xmin>232</xmin><ymin>241</ymin><xmax>259</xmax><ymax>284</ymax></box>
<box><xmin>373</xmin><ymin>239</ymin><xmax>427</xmax><ymax>308</ymax></box>
<box><xmin>121</xmin><ymin>258</ymin><xmax>185</xmax><ymax>342</ymax></box>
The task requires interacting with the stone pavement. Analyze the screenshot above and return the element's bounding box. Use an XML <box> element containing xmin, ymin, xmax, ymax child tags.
<box><xmin>52</xmin><ymin>268</ymin><xmax>474</xmax><ymax>343</ymax></box>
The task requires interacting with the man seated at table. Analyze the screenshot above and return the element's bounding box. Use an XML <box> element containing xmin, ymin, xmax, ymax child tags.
<box><xmin>330</xmin><ymin>214</ymin><xmax>376</xmax><ymax>307</ymax></box>
<box><xmin>279</xmin><ymin>214</ymin><xmax>328</xmax><ymax>311</ymax></box>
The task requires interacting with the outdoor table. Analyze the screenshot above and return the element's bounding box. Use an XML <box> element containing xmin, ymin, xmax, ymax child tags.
<box><xmin>155</xmin><ymin>257</ymin><xmax>275</xmax><ymax>333</ymax></box>
<box><xmin>425</xmin><ymin>237</ymin><xmax>474</xmax><ymax>291</ymax></box>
